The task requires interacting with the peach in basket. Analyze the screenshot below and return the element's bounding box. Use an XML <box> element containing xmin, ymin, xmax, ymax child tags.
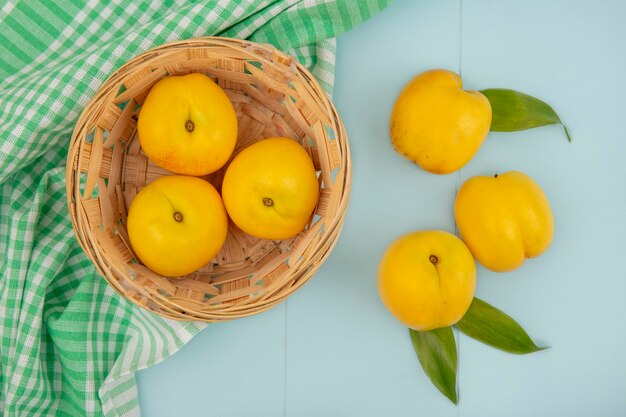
<box><xmin>66</xmin><ymin>37</ymin><xmax>350</xmax><ymax>322</ymax></box>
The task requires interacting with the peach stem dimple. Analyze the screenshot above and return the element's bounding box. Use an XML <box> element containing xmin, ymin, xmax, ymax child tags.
<box><xmin>185</xmin><ymin>120</ymin><xmax>194</xmax><ymax>132</ymax></box>
<box><xmin>173</xmin><ymin>211</ymin><xmax>183</xmax><ymax>222</ymax></box>
<box><xmin>263</xmin><ymin>197</ymin><xmax>274</xmax><ymax>207</ymax></box>
<box><xmin>429</xmin><ymin>255</ymin><xmax>439</xmax><ymax>265</ymax></box>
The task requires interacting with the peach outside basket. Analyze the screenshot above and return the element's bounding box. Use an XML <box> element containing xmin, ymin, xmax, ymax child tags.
<box><xmin>65</xmin><ymin>37</ymin><xmax>351</xmax><ymax>322</ymax></box>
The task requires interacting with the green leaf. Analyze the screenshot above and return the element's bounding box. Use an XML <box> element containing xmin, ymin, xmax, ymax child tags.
<box><xmin>481</xmin><ymin>88</ymin><xmax>571</xmax><ymax>142</ymax></box>
<box><xmin>409</xmin><ymin>327</ymin><xmax>458</xmax><ymax>404</ymax></box>
<box><xmin>455</xmin><ymin>297</ymin><xmax>546</xmax><ymax>355</ymax></box>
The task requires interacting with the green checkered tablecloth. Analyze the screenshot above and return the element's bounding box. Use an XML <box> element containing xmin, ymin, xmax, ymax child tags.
<box><xmin>0</xmin><ymin>1</ymin><xmax>389</xmax><ymax>415</ymax></box>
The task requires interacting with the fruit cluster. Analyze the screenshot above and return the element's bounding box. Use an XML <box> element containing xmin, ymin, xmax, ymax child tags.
<box><xmin>128</xmin><ymin>73</ymin><xmax>319</xmax><ymax>277</ymax></box>
<box><xmin>380</xmin><ymin>69</ymin><xmax>555</xmax><ymax>331</ymax></box>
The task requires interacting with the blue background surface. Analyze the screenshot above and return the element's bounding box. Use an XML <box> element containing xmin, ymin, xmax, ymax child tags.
<box><xmin>137</xmin><ymin>0</ymin><xmax>626</xmax><ymax>415</ymax></box>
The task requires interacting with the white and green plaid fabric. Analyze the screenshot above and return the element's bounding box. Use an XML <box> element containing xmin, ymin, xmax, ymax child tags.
<box><xmin>0</xmin><ymin>1</ymin><xmax>390</xmax><ymax>415</ymax></box>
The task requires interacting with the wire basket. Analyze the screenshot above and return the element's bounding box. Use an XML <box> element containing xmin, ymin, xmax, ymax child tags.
<box><xmin>66</xmin><ymin>37</ymin><xmax>350</xmax><ymax>321</ymax></box>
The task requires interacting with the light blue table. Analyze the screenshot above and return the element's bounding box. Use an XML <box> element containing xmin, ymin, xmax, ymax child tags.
<box><xmin>137</xmin><ymin>1</ymin><xmax>626</xmax><ymax>415</ymax></box>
